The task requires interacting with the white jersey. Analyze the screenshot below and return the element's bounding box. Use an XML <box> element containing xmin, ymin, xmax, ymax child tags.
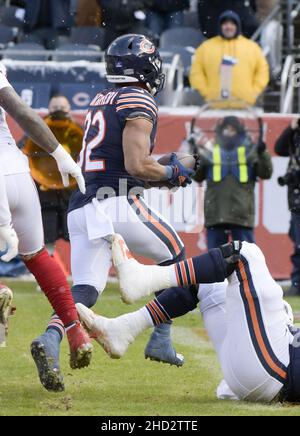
<box><xmin>0</xmin><ymin>63</ymin><xmax>30</xmax><ymax>176</ymax></box>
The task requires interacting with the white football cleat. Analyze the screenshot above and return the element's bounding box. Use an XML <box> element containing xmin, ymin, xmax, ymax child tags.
<box><xmin>0</xmin><ymin>285</ymin><xmax>13</xmax><ymax>348</ymax></box>
<box><xmin>76</xmin><ymin>303</ymin><xmax>137</xmax><ymax>359</ymax></box>
<box><xmin>111</xmin><ymin>234</ymin><xmax>172</xmax><ymax>304</ymax></box>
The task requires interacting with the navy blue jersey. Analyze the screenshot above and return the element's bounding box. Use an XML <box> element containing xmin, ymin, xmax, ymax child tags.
<box><xmin>69</xmin><ymin>86</ymin><xmax>158</xmax><ymax>213</ymax></box>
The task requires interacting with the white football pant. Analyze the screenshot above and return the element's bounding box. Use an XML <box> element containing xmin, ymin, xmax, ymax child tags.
<box><xmin>199</xmin><ymin>242</ymin><xmax>293</xmax><ymax>403</ymax></box>
<box><xmin>68</xmin><ymin>195</ymin><xmax>184</xmax><ymax>293</ymax></box>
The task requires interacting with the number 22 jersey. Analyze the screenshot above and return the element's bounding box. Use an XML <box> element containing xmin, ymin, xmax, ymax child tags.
<box><xmin>69</xmin><ymin>85</ymin><xmax>158</xmax><ymax>213</ymax></box>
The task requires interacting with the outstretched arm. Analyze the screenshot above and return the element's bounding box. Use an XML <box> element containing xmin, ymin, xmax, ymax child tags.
<box><xmin>0</xmin><ymin>86</ymin><xmax>59</xmax><ymax>153</ymax></box>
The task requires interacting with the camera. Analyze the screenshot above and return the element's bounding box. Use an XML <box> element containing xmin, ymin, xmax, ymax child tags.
<box><xmin>278</xmin><ymin>121</ymin><xmax>300</xmax><ymax>188</ymax></box>
<box><xmin>278</xmin><ymin>171</ymin><xmax>300</xmax><ymax>187</ymax></box>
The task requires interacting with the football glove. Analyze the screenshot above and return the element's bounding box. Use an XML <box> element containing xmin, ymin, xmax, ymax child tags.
<box><xmin>0</xmin><ymin>224</ymin><xmax>19</xmax><ymax>262</ymax></box>
<box><xmin>167</xmin><ymin>153</ymin><xmax>194</xmax><ymax>187</ymax></box>
<box><xmin>220</xmin><ymin>240</ymin><xmax>242</xmax><ymax>276</ymax></box>
<box><xmin>51</xmin><ymin>144</ymin><xmax>86</xmax><ymax>194</ymax></box>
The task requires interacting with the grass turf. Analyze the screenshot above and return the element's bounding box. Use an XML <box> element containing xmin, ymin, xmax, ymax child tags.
<box><xmin>0</xmin><ymin>281</ymin><xmax>300</xmax><ymax>416</ymax></box>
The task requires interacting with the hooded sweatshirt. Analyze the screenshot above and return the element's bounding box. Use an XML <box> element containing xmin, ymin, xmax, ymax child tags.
<box><xmin>189</xmin><ymin>10</ymin><xmax>269</xmax><ymax>108</ymax></box>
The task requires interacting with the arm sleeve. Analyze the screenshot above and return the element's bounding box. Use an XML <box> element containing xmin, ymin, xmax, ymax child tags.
<box><xmin>116</xmin><ymin>88</ymin><xmax>158</xmax><ymax>128</ymax></box>
<box><xmin>274</xmin><ymin>127</ymin><xmax>293</xmax><ymax>157</ymax></box>
<box><xmin>189</xmin><ymin>45</ymin><xmax>209</xmax><ymax>99</ymax></box>
<box><xmin>0</xmin><ymin>171</ymin><xmax>11</xmax><ymax>226</ymax></box>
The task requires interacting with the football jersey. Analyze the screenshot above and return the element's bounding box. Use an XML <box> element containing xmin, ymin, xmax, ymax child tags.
<box><xmin>0</xmin><ymin>63</ymin><xmax>30</xmax><ymax>176</ymax></box>
<box><xmin>69</xmin><ymin>86</ymin><xmax>158</xmax><ymax>213</ymax></box>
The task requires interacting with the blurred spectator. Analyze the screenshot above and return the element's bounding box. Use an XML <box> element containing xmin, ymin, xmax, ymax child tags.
<box><xmin>189</xmin><ymin>10</ymin><xmax>269</xmax><ymax>108</ymax></box>
<box><xmin>76</xmin><ymin>0</ymin><xmax>102</xmax><ymax>27</ymax></box>
<box><xmin>24</xmin><ymin>0</ymin><xmax>73</xmax><ymax>33</ymax></box>
<box><xmin>197</xmin><ymin>0</ymin><xmax>258</xmax><ymax>38</ymax></box>
<box><xmin>275</xmin><ymin>119</ymin><xmax>300</xmax><ymax>296</ymax></box>
<box><xmin>100</xmin><ymin>0</ymin><xmax>152</xmax><ymax>42</ymax></box>
<box><xmin>189</xmin><ymin>116</ymin><xmax>273</xmax><ymax>248</ymax></box>
<box><xmin>21</xmin><ymin>95</ymin><xmax>84</xmax><ymax>244</ymax></box>
<box><xmin>146</xmin><ymin>0</ymin><xmax>190</xmax><ymax>37</ymax></box>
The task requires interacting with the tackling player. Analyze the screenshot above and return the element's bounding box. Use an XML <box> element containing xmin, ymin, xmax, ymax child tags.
<box><xmin>78</xmin><ymin>235</ymin><xmax>300</xmax><ymax>404</ymax></box>
<box><xmin>36</xmin><ymin>33</ymin><xmax>198</xmax><ymax>391</ymax></box>
<box><xmin>0</xmin><ymin>63</ymin><xmax>93</xmax><ymax>391</ymax></box>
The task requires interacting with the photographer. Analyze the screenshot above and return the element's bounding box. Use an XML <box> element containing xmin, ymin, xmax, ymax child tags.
<box><xmin>275</xmin><ymin>119</ymin><xmax>300</xmax><ymax>296</ymax></box>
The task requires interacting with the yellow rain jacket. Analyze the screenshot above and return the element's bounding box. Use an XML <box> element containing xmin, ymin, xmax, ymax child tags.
<box><xmin>189</xmin><ymin>35</ymin><xmax>270</xmax><ymax>108</ymax></box>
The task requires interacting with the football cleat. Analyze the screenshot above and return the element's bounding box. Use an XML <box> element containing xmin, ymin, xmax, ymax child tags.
<box><xmin>145</xmin><ymin>321</ymin><xmax>185</xmax><ymax>367</ymax></box>
<box><xmin>0</xmin><ymin>284</ymin><xmax>13</xmax><ymax>347</ymax></box>
<box><xmin>31</xmin><ymin>332</ymin><xmax>64</xmax><ymax>392</ymax></box>
<box><xmin>76</xmin><ymin>303</ymin><xmax>136</xmax><ymax>359</ymax></box>
<box><xmin>111</xmin><ymin>234</ymin><xmax>172</xmax><ymax>304</ymax></box>
<box><xmin>66</xmin><ymin>322</ymin><xmax>93</xmax><ymax>370</ymax></box>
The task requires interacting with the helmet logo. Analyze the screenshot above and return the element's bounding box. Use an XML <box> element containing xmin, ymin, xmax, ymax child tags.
<box><xmin>140</xmin><ymin>39</ymin><xmax>155</xmax><ymax>54</ymax></box>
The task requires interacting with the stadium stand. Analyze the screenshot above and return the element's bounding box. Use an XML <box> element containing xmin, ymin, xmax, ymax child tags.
<box><xmin>160</xmin><ymin>26</ymin><xmax>205</xmax><ymax>49</ymax></box>
<box><xmin>3</xmin><ymin>42</ymin><xmax>49</xmax><ymax>60</ymax></box>
<box><xmin>0</xmin><ymin>24</ymin><xmax>15</xmax><ymax>46</ymax></box>
<box><xmin>52</xmin><ymin>43</ymin><xmax>102</xmax><ymax>62</ymax></box>
<box><xmin>70</xmin><ymin>26</ymin><xmax>106</xmax><ymax>49</ymax></box>
<box><xmin>0</xmin><ymin>0</ymin><xmax>296</xmax><ymax>113</ymax></box>
<box><xmin>0</xmin><ymin>5</ymin><xmax>24</xmax><ymax>28</ymax></box>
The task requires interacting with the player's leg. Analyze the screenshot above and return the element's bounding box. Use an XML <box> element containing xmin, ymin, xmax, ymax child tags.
<box><xmin>76</xmin><ymin>236</ymin><xmax>237</xmax><ymax>358</ymax></box>
<box><xmin>5</xmin><ymin>173</ymin><xmax>92</xmax><ymax>391</ymax></box>
<box><xmin>198</xmin><ymin>282</ymin><xmax>238</xmax><ymax>401</ymax></box>
<box><xmin>111</xmin><ymin>233</ymin><xmax>233</xmax><ymax>303</ymax></box>
<box><xmin>219</xmin><ymin>243</ymin><xmax>291</xmax><ymax>402</ymax></box>
<box><xmin>109</xmin><ymin>195</ymin><xmax>198</xmax><ymax>366</ymax></box>
<box><xmin>41</xmin><ymin>204</ymin><xmax>112</xmax><ymax>387</ymax></box>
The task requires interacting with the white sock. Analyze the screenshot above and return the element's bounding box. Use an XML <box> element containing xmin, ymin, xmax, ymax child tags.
<box><xmin>124</xmin><ymin>307</ymin><xmax>154</xmax><ymax>338</ymax></box>
<box><xmin>149</xmin><ymin>264</ymin><xmax>178</xmax><ymax>291</ymax></box>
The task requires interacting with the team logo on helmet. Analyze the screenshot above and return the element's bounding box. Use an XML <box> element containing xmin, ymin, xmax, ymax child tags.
<box><xmin>140</xmin><ymin>39</ymin><xmax>155</xmax><ymax>54</ymax></box>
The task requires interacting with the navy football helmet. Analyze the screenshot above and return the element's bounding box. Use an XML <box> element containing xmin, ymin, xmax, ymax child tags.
<box><xmin>105</xmin><ymin>34</ymin><xmax>165</xmax><ymax>96</ymax></box>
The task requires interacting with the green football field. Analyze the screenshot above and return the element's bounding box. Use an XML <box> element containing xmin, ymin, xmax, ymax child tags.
<box><xmin>1</xmin><ymin>281</ymin><xmax>300</xmax><ymax>416</ymax></box>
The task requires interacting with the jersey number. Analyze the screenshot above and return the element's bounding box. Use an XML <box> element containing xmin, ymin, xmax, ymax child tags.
<box><xmin>79</xmin><ymin>110</ymin><xmax>106</xmax><ymax>172</ymax></box>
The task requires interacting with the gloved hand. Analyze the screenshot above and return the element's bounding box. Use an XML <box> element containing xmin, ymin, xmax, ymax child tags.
<box><xmin>166</xmin><ymin>153</ymin><xmax>194</xmax><ymax>187</ymax></box>
<box><xmin>0</xmin><ymin>224</ymin><xmax>19</xmax><ymax>262</ymax></box>
<box><xmin>257</xmin><ymin>140</ymin><xmax>267</xmax><ymax>155</ymax></box>
<box><xmin>219</xmin><ymin>240</ymin><xmax>242</xmax><ymax>276</ymax></box>
<box><xmin>50</xmin><ymin>145</ymin><xmax>86</xmax><ymax>194</ymax></box>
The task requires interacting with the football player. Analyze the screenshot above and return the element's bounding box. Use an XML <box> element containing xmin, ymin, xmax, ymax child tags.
<box><xmin>0</xmin><ymin>63</ymin><xmax>92</xmax><ymax>391</ymax></box>
<box><xmin>37</xmin><ymin>33</ymin><xmax>197</xmax><ymax>390</ymax></box>
<box><xmin>78</xmin><ymin>234</ymin><xmax>299</xmax><ymax>404</ymax></box>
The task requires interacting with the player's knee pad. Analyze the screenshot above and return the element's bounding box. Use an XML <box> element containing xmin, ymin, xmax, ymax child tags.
<box><xmin>157</xmin><ymin>283</ymin><xmax>199</xmax><ymax>318</ymax></box>
<box><xmin>159</xmin><ymin>248</ymin><xmax>186</xmax><ymax>267</ymax></box>
<box><xmin>198</xmin><ymin>282</ymin><xmax>227</xmax><ymax>315</ymax></box>
<box><xmin>72</xmin><ymin>285</ymin><xmax>99</xmax><ymax>308</ymax></box>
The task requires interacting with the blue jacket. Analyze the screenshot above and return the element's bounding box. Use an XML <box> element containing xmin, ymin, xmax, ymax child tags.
<box><xmin>24</xmin><ymin>0</ymin><xmax>72</xmax><ymax>30</ymax></box>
